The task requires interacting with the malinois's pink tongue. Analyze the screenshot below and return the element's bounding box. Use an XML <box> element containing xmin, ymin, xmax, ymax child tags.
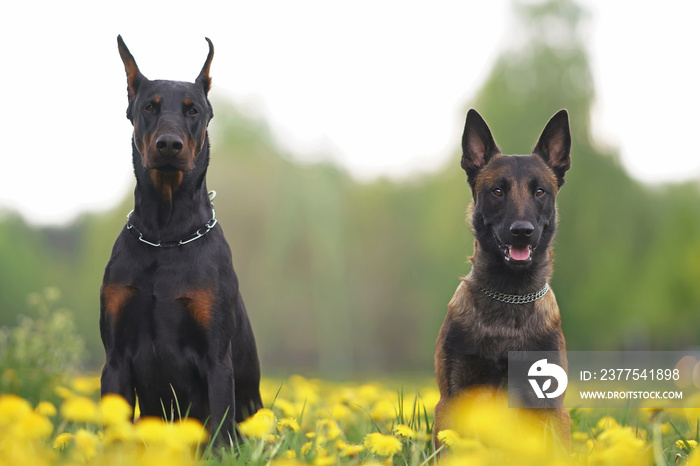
<box><xmin>510</xmin><ymin>245</ymin><xmax>531</xmax><ymax>261</ymax></box>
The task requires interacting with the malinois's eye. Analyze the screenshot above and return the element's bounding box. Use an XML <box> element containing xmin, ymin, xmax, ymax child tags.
<box><xmin>535</xmin><ymin>188</ymin><xmax>545</xmax><ymax>197</ymax></box>
<box><xmin>493</xmin><ymin>188</ymin><xmax>503</xmax><ymax>197</ymax></box>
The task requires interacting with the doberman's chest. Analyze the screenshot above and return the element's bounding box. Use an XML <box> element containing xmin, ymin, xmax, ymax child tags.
<box><xmin>103</xmin><ymin>241</ymin><xmax>224</xmax><ymax>334</ymax></box>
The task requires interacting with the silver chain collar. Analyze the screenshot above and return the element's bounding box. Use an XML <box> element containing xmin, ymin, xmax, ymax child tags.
<box><xmin>125</xmin><ymin>190</ymin><xmax>218</xmax><ymax>248</ymax></box>
<box><xmin>478</xmin><ymin>283</ymin><xmax>549</xmax><ymax>304</ymax></box>
<box><xmin>469</xmin><ymin>270</ymin><xmax>549</xmax><ymax>304</ymax></box>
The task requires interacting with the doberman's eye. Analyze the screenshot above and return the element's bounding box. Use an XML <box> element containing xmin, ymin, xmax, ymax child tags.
<box><xmin>493</xmin><ymin>188</ymin><xmax>503</xmax><ymax>197</ymax></box>
<box><xmin>535</xmin><ymin>188</ymin><xmax>546</xmax><ymax>197</ymax></box>
<box><xmin>144</xmin><ymin>104</ymin><xmax>156</xmax><ymax>113</ymax></box>
<box><xmin>187</xmin><ymin>107</ymin><xmax>199</xmax><ymax>116</ymax></box>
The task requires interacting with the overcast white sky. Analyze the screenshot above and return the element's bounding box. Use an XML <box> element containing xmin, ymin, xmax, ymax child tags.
<box><xmin>1</xmin><ymin>0</ymin><xmax>699</xmax><ymax>226</ymax></box>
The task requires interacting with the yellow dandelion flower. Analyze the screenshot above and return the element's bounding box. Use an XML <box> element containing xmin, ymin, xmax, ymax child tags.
<box><xmin>586</xmin><ymin>438</ymin><xmax>595</xmax><ymax>452</ymax></box>
<box><xmin>71</xmin><ymin>376</ymin><xmax>102</xmax><ymax>395</ymax></box>
<box><xmin>571</xmin><ymin>430</ymin><xmax>589</xmax><ymax>448</ymax></box>
<box><xmin>238</xmin><ymin>408</ymin><xmax>276</xmax><ymax>439</ymax></box>
<box><xmin>312</xmin><ymin>454</ymin><xmax>336</xmax><ymax>466</ymax></box>
<box><xmin>289</xmin><ymin>375</ymin><xmax>320</xmax><ymax>405</ymax></box>
<box><xmin>590</xmin><ymin>426</ymin><xmax>650</xmax><ymax>465</ymax></box>
<box><xmin>103</xmin><ymin>421</ymin><xmax>136</xmax><ymax>444</ymax></box>
<box><xmin>0</xmin><ymin>394</ymin><xmax>32</xmax><ymax>425</ymax></box>
<box><xmin>686</xmin><ymin>446</ymin><xmax>700</xmax><ymax>466</ymax></box>
<box><xmin>595</xmin><ymin>415</ymin><xmax>620</xmax><ymax>430</ymax></box>
<box><xmin>677</xmin><ymin>439</ymin><xmax>698</xmax><ymax>451</ymax></box>
<box><xmin>139</xmin><ymin>447</ymin><xmax>197</xmax><ymax>466</ymax></box>
<box><xmin>54</xmin><ymin>386</ymin><xmax>75</xmax><ymax>399</ymax></box>
<box><xmin>278</xmin><ymin>417</ymin><xmax>300</xmax><ymax>433</ymax></box>
<box><xmin>273</xmin><ymin>398</ymin><xmax>299</xmax><ymax>418</ymax></box>
<box><xmin>11</xmin><ymin>411</ymin><xmax>54</xmax><ymax>440</ymax></box>
<box><xmin>301</xmin><ymin>441</ymin><xmax>327</xmax><ymax>458</ymax></box>
<box><xmin>596</xmin><ymin>426</ymin><xmax>645</xmax><ymax>448</ymax></box>
<box><xmin>172</xmin><ymin>418</ymin><xmax>209</xmax><ymax>445</ymax></box>
<box><xmin>74</xmin><ymin>429</ymin><xmax>99</xmax><ymax>460</ymax></box>
<box><xmin>270</xmin><ymin>458</ymin><xmax>304</xmax><ymax>466</ymax></box>
<box><xmin>450</xmin><ymin>388</ymin><xmax>548</xmax><ymax>458</ymax></box>
<box><xmin>660</xmin><ymin>422</ymin><xmax>673</xmax><ymax>435</ymax></box>
<box><xmin>336</xmin><ymin>439</ymin><xmax>365</xmax><ymax>457</ymax></box>
<box><xmin>35</xmin><ymin>401</ymin><xmax>57</xmax><ymax>417</ymax></box>
<box><xmin>61</xmin><ymin>396</ymin><xmax>100</xmax><ymax>423</ymax></box>
<box><xmin>363</xmin><ymin>432</ymin><xmax>402</xmax><ymax>457</ymax></box>
<box><xmin>53</xmin><ymin>432</ymin><xmax>74</xmax><ymax>450</ymax></box>
<box><xmin>332</xmin><ymin>387</ymin><xmax>357</xmax><ymax>405</ymax></box>
<box><xmin>393</xmin><ymin>424</ymin><xmax>416</xmax><ymax>439</ymax></box>
<box><xmin>330</xmin><ymin>403</ymin><xmax>353</xmax><ymax>424</ymax></box>
<box><xmin>358</xmin><ymin>384</ymin><xmax>383</xmax><ymax>404</ymax></box>
<box><xmin>420</xmin><ymin>388</ymin><xmax>441</xmax><ymax>415</ymax></box>
<box><xmin>135</xmin><ymin>417</ymin><xmax>170</xmax><ymax>443</ymax></box>
<box><xmin>436</xmin><ymin>429</ymin><xmax>460</xmax><ymax>447</ymax></box>
<box><xmin>335</xmin><ymin>438</ymin><xmax>348</xmax><ymax>448</ymax></box>
<box><xmin>301</xmin><ymin>441</ymin><xmax>314</xmax><ymax>456</ymax></box>
<box><xmin>457</xmin><ymin>438</ymin><xmax>489</xmax><ymax>456</ymax></box>
<box><xmin>369</xmin><ymin>399</ymin><xmax>396</xmax><ymax>422</ymax></box>
<box><xmin>100</xmin><ymin>394</ymin><xmax>133</xmax><ymax>425</ymax></box>
<box><xmin>316</xmin><ymin>418</ymin><xmax>342</xmax><ymax>440</ymax></box>
<box><xmin>256</xmin><ymin>407</ymin><xmax>276</xmax><ymax>421</ymax></box>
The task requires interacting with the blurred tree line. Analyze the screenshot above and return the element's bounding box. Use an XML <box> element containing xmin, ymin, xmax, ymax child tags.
<box><xmin>1</xmin><ymin>0</ymin><xmax>699</xmax><ymax>376</ymax></box>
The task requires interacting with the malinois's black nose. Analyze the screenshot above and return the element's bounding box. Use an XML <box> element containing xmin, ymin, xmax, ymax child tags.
<box><xmin>510</xmin><ymin>221</ymin><xmax>534</xmax><ymax>237</ymax></box>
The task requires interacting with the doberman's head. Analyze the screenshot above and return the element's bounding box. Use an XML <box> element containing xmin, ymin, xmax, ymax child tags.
<box><xmin>461</xmin><ymin>109</ymin><xmax>571</xmax><ymax>270</ymax></box>
<box><xmin>117</xmin><ymin>35</ymin><xmax>214</xmax><ymax>199</ymax></box>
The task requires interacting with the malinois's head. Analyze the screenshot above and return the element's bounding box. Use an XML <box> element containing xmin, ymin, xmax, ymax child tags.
<box><xmin>461</xmin><ymin>109</ymin><xmax>571</xmax><ymax>270</ymax></box>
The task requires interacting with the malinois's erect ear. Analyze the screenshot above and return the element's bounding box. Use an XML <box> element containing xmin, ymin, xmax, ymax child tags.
<box><xmin>533</xmin><ymin>109</ymin><xmax>571</xmax><ymax>187</ymax></box>
<box><xmin>461</xmin><ymin>109</ymin><xmax>501</xmax><ymax>190</ymax></box>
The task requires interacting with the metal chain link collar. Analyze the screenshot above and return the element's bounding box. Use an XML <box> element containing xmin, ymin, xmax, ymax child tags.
<box><xmin>125</xmin><ymin>191</ymin><xmax>218</xmax><ymax>248</ymax></box>
<box><xmin>478</xmin><ymin>282</ymin><xmax>549</xmax><ymax>304</ymax></box>
<box><xmin>469</xmin><ymin>270</ymin><xmax>549</xmax><ymax>304</ymax></box>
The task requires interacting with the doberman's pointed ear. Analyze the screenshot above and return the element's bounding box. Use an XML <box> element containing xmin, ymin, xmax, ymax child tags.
<box><xmin>533</xmin><ymin>109</ymin><xmax>571</xmax><ymax>187</ymax></box>
<box><xmin>196</xmin><ymin>38</ymin><xmax>214</xmax><ymax>96</ymax></box>
<box><xmin>117</xmin><ymin>35</ymin><xmax>147</xmax><ymax>120</ymax></box>
<box><xmin>461</xmin><ymin>109</ymin><xmax>500</xmax><ymax>190</ymax></box>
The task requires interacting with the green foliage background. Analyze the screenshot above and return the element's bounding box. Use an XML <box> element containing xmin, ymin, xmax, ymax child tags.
<box><xmin>1</xmin><ymin>0</ymin><xmax>699</xmax><ymax>376</ymax></box>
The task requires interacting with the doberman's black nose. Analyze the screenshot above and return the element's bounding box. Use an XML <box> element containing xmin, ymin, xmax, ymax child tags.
<box><xmin>510</xmin><ymin>220</ymin><xmax>534</xmax><ymax>237</ymax></box>
<box><xmin>155</xmin><ymin>134</ymin><xmax>184</xmax><ymax>157</ymax></box>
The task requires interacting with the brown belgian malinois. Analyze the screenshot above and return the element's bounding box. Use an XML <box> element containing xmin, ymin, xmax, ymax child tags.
<box><xmin>434</xmin><ymin>109</ymin><xmax>571</xmax><ymax>445</ymax></box>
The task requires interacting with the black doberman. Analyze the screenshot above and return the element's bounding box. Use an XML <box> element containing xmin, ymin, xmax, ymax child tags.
<box><xmin>100</xmin><ymin>35</ymin><xmax>263</xmax><ymax>443</ymax></box>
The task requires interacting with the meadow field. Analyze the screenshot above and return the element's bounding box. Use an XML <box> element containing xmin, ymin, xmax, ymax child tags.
<box><xmin>3</xmin><ymin>371</ymin><xmax>700</xmax><ymax>465</ymax></box>
<box><xmin>1</xmin><ymin>290</ymin><xmax>699</xmax><ymax>465</ymax></box>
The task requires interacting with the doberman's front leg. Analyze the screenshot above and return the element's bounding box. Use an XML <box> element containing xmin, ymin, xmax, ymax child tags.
<box><xmin>101</xmin><ymin>354</ymin><xmax>136</xmax><ymax>414</ymax></box>
<box><xmin>208</xmin><ymin>342</ymin><xmax>236</xmax><ymax>444</ymax></box>
<box><xmin>100</xmin><ymin>282</ymin><xmax>137</xmax><ymax>415</ymax></box>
